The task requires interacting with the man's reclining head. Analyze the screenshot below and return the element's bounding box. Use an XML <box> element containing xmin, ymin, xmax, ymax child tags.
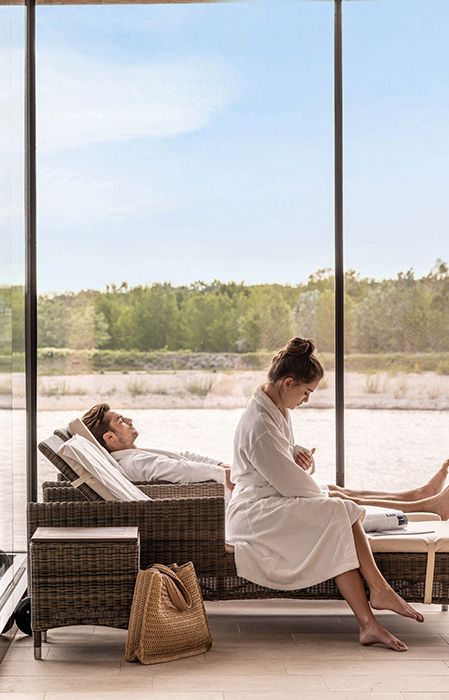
<box><xmin>82</xmin><ymin>403</ymin><xmax>138</xmax><ymax>453</ymax></box>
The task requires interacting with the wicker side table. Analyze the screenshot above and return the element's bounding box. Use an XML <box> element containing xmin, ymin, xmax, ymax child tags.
<box><xmin>30</xmin><ymin>526</ymin><xmax>139</xmax><ymax>659</ymax></box>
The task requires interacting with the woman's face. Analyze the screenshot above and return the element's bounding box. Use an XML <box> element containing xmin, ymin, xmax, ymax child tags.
<box><xmin>281</xmin><ymin>377</ymin><xmax>321</xmax><ymax>410</ymax></box>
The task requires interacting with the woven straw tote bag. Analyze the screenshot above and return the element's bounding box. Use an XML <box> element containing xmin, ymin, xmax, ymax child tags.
<box><xmin>125</xmin><ymin>562</ymin><xmax>212</xmax><ymax>665</ymax></box>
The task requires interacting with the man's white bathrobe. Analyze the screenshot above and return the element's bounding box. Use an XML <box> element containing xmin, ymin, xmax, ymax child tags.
<box><xmin>226</xmin><ymin>388</ymin><xmax>364</xmax><ymax>590</ymax></box>
<box><xmin>111</xmin><ymin>447</ymin><xmax>226</xmax><ymax>486</ymax></box>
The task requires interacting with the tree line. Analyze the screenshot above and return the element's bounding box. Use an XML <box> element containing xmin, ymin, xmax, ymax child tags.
<box><xmin>2</xmin><ymin>261</ymin><xmax>448</xmax><ymax>355</ymax></box>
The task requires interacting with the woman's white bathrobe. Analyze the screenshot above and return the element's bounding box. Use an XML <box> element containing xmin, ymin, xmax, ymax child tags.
<box><xmin>226</xmin><ymin>388</ymin><xmax>364</xmax><ymax>590</ymax></box>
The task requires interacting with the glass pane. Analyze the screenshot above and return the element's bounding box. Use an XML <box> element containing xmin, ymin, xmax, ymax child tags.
<box><xmin>36</xmin><ymin>2</ymin><xmax>335</xmax><ymax>488</ymax></box>
<box><xmin>345</xmin><ymin>0</ymin><xmax>449</xmax><ymax>492</ymax></box>
<box><xmin>0</xmin><ymin>0</ymin><xmax>26</xmax><ymax>613</ymax></box>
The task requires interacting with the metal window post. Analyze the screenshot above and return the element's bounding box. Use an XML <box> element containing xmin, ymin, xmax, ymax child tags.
<box><xmin>334</xmin><ymin>0</ymin><xmax>345</xmax><ymax>486</ymax></box>
<box><xmin>25</xmin><ymin>0</ymin><xmax>37</xmax><ymax>503</ymax></box>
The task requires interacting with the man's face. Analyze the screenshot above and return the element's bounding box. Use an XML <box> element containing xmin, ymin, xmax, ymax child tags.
<box><xmin>104</xmin><ymin>411</ymin><xmax>138</xmax><ymax>451</ymax></box>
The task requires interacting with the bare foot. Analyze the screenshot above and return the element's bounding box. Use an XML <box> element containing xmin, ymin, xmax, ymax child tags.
<box><xmin>415</xmin><ymin>459</ymin><xmax>449</xmax><ymax>499</ymax></box>
<box><xmin>370</xmin><ymin>585</ymin><xmax>424</xmax><ymax>622</ymax></box>
<box><xmin>360</xmin><ymin>619</ymin><xmax>407</xmax><ymax>652</ymax></box>
<box><xmin>413</xmin><ymin>483</ymin><xmax>449</xmax><ymax>520</ymax></box>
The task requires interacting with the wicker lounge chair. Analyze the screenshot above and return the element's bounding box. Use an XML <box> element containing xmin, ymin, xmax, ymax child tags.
<box><xmin>31</xmin><ymin>430</ymin><xmax>449</xmax><ymax>605</ymax></box>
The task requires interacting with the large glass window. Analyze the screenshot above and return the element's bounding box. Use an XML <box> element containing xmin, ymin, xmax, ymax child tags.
<box><xmin>36</xmin><ymin>2</ymin><xmax>336</xmax><ymax>487</ymax></box>
<box><xmin>344</xmin><ymin>0</ymin><xmax>449</xmax><ymax>490</ymax></box>
<box><xmin>0</xmin><ymin>1</ymin><xmax>26</xmax><ymax>635</ymax></box>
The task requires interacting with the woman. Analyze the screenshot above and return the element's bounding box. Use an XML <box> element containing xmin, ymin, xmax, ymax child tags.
<box><xmin>226</xmin><ymin>337</ymin><xmax>424</xmax><ymax>652</ymax></box>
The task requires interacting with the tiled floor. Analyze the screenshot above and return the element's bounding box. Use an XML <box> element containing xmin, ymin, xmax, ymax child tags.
<box><xmin>1</xmin><ymin>599</ymin><xmax>449</xmax><ymax>699</ymax></box>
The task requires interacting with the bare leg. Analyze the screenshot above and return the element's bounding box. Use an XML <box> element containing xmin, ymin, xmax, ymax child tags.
<box><xmin>330</xmin><ymin>484</ymin><xmax>449</xmax><ymax>520</ymax></box>
<box><xmin>334</xmin><ymin>569</ymin><xmax>407</xmax><ymax>651</ymax></box>
<box><xmin>351</xmin><ymin>519</ymin><xmax>424</xmax><ymax>621</ymax></box>
<box><xmin>328</xmin><ymin>459</ymin><xmax>449</xmax><ymax>501</ymax></box>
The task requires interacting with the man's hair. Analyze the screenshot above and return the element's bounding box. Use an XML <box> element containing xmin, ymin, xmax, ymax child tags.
<box><xmin>82</xmin><ymin>403</ymin><xmax>112</xmax><ymax>449</ymax></box>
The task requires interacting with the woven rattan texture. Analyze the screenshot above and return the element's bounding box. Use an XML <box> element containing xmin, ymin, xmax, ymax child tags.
<box><xmin>126</xmin><ymin>563</ymin><xmax>212</xmax><ymax>664</ymax></box>
<box><xmin>42</xmin><ymin>481</ymin><xmax>224</xmax><ymax>501</ymax></box>
<box><xmin>30</xmin><ymin>540</ymin><xmax>139</xmax><ymax>630</ymax></box>
<box><xmin>28</xmin><ymin>497</ymin><xmax>225</xmax><ymax>579</ymax></box>
<box><xmin>38</xmin><ymin>441</ymin><xmax>103</xmax><ymax>502</ymax></box>
<box><xmin>28</xmin><ymin>500</ymin><xmax>449</xmax><ymax>603</ymax></box>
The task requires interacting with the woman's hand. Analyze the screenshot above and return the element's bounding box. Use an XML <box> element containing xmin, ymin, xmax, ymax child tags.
<box><xmin>295</xmin><ymin>447</ymin><xmax>316</xmax><ymax>471</ymax></box>
<box><xmin>224</xmin><ymin>467</ymin><xmax>235</xmax><ymax>491</ymax></box>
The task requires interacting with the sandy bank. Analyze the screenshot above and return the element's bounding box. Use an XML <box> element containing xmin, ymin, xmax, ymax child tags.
<box><xmin>2</xmin><ymin>370</ymin><xmax>448</xmax><ymax>411</ymax></box>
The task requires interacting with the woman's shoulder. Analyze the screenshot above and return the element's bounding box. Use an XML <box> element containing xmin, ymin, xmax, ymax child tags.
<box><xmin>237</xmin><ymin>395</ymin><xmax>279</xmax><ymax>440</ymax></box>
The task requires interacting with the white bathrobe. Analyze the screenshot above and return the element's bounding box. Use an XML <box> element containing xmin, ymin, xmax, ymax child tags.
<box><xmin>226</xmin><ymin>388</ymin><xmax>364</xmax><ymax>590</ymax></box>
<box><xmin>111</xmin><ymin>447</ymin><xmax>227</xmax><ymax>486</ymax></box>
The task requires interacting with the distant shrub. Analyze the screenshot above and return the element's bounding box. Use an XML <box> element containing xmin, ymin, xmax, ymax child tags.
<box><xmin>364</xmin><ymin>374</ymin><xmax>382</xmax><ymax>394</ymax></box>
<box><xmin>186</xmin><ymin>379</ymin><xmax>212</xmax><ymax>397</ymax></box>
<box><xmin>392</xmin><ymin>378</ymin><xmax>409</xmax><ymax>399</ymax></box>
<box><xmin>40</xmin><ymin>380</ymin><xmax>88</xmax><ymax>397</ymax></box>
<box><xmin>127</xmin><ymin>379</ymin><xmax>149</xmax><ymax>397</ymax></box>
<box><xmin>436</xmin><ymin>359</ymin><xmax>449</xmax><ymax>375</ymax></box>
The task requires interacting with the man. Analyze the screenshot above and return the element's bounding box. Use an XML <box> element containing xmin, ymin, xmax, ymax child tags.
<box><xmin>82</xmin><ymin>403</ymin><xmax>234</xmax><ymax>492</ymax></box>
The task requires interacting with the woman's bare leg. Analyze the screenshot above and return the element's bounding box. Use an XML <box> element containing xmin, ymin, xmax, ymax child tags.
<box><xmin>351</xmin><ymin>519</ymin><xmax>424</xmax><ymax>622</ymax></box>
<box><xmin>330</xmin><ymin>484</ymin><xmax>449</xmax><ymax>520</ymax></box>
<box><xmin>334</xmin><ymin>569</ymin><xmax>407</xmax><ymax>651</ymax></box>
<box><xmin>328</xmin><ymin>459</ymin><xmax>449</xmax><ymax>501</ymax></box>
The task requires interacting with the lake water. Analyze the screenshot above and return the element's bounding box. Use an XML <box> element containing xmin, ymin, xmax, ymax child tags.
<box><xmin>1</xmin><ymin>407</ymin><xmax>448</xmax><ymax>550</ymax></box>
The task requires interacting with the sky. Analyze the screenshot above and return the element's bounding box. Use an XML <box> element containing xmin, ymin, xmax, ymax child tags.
<box><xmin>2</xmin><ymin>0</ymin><xmax>448</xmax><ymax>293</ymax></box>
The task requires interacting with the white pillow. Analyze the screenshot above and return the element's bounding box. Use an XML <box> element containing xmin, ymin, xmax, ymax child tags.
<box><xmin>57</xmin><ymin>434</ymin><xmax>151</xmax><ymax>502</ymax></box>
<box><xmin>67</xmin><ymin>418</ymin><xmax>126</xmax><ymax>475</ymax></box>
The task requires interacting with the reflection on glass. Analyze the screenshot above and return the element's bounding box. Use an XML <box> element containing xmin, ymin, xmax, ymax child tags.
<box><xmin>344</xmin><ymin>0</ymin><xmax>449</xmax><ymax>490</ymax></box>
<box><xmin>36</xmin><ymin>2</ymin><xmax>335</xmax><ymax>487</ymax></box>
<box><xmin>0</xmin><ymin>2</ymin><xmax>26</xmax><ymax>626</ymax></box>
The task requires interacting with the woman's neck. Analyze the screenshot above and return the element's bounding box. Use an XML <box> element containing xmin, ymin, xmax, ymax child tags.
<box><xmin>262</xmin><ymin>383</ymin><xmax>287</xmax><ymax>417</ymax></box>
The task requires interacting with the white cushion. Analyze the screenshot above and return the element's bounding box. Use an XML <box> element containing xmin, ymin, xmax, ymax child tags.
<box><xmin>67</xmin><ymin>418</ymin><xmax>126</xmax><ymax>474</ymax></box>
<box><xmin>57</xmin><ymin>434</ymin><xmax>151</xmax><ymax>502</ymax></box>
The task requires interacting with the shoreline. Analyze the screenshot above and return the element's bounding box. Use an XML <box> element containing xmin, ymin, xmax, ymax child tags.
<box><xmin>1</xmin><ymin>369</ymin><xmax>449</xmax><ymax>411</ymax></box>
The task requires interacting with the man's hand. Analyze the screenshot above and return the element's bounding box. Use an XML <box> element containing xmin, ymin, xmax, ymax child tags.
<box><xmin>224</xmin><ymin>467</ymin><xmax>235</xmax><ymax>491</ymax></box>
<box><xmin>295</xmin><ymin>447</ymin><xmax>316</xmax><ymax>471</ymax></box>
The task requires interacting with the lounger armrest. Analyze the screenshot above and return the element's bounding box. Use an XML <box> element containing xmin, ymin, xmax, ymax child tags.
<box><xmin>27</xmin><ymin>496</ymin><xmax>226</xmax><ymax>577</ymax></box>
<box><xmin>406</xmin><ymin>512</ymin><xmax>442</xmax><ymax>522</ymax></box>
<box><xmin>42</xmin><ymin>480</ymin><xmax>224</xmax><ymax>502</ymax></box>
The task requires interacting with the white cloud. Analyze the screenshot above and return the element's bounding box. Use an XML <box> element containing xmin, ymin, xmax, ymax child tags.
<box><xmin>36</xmin><ymin>49</ymin><xmax>237</xmax><ymax>151</ymax></box>
<box><xmin>0</xmin><ymin>46</ymin><xmax>237</xmax><ymax>154</ymax></box>
<box><xmin>37</xmin><ymin>166</ymin><xmax>185</xmax><ymax>224</ymax></box>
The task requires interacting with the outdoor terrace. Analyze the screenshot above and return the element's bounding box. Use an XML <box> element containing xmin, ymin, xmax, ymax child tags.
<box><xmin>1</xmin><ymin>599</ymin><xmax>448</xmax><ymax>699</ymax></box>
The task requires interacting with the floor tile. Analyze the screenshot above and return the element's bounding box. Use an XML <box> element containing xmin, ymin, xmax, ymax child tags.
<box><xmin>0</xmin><ymin>659</ymin><xmax>121</xmax><ymax>677</ymax></box>
<box><xmin>3</xmin><ymin>646</ymin><xmax>50</xmax><ymax>661</ymax></box>
<box><xmin>285</xmin><ymin>659</ymin><xmax>449</xmax><ymax>676</ymax></box>
<box><xmin>46</xmin><ymin>644</ymin><xmax>125</xmax><ymax>661</ymax></box>
<box><xmin>0</xmin><ymin>678</ymin><xmax>154</xmax><ymax>694</ymax></box>
<box><xmin>402</xmin><ymin>695</ymin><xmax>449</xmax><ymax>700</ymax></box>
<box><xmin>45</xmin><ymin>693</ymin><xmax>223</xmax><ymax>700</ymax></box>
<box><xmin>359</xmin><ymin>645</ymin><xmax>449</xmax><ymax>659</ymax></box>
<box><xmin>323</xmin><ymin>674</ymin><xmax>449</xmax><ymax>692</ymax></box>
<box><xmin>224</xmin><ymin>693</ymin><xmax>404</xmax><ymax>700</ymax></box>
<box><xmin>153</xmin><ymin>675</ymin><xmax>326</xmax><ymax>693</ymax></box>
<box><xmin>0</xmin><ymin>695</ymin><xmax>45</xmax><ymax>700</ymax></box>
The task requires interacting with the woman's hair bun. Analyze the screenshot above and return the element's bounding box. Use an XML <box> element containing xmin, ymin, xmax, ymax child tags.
<box><xmin>285</xmin><ymin>337</ymin><xmax>315</xmax><ymax>357</ymax></box>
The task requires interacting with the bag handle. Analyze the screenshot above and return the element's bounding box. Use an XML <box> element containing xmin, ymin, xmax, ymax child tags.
<box><xmin>151</xmin><ymin>563</ymin><xmax>192</xmax><ymax>612</ymax></box>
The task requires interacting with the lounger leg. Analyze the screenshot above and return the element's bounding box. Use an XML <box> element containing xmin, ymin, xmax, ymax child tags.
<box><xmin>33</xmin><ymin>631</ymin><xmax>42</xmax><ymax>660</ymax></box>
<box><xmin>442</xmin><ymin>604</ymin><xmax>448</xmax><ymax>612</ymax></box>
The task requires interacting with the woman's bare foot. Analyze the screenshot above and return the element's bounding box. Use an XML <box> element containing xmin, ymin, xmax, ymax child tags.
<box><xmin>370</xmin><ymin>585</ymin><xmax>424</xmax><ymax>622</ymax></box>
<box><xmin>360</xmin><ymin>619</ymin><xmax>407</xmax><ymax>652</ymax></box>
